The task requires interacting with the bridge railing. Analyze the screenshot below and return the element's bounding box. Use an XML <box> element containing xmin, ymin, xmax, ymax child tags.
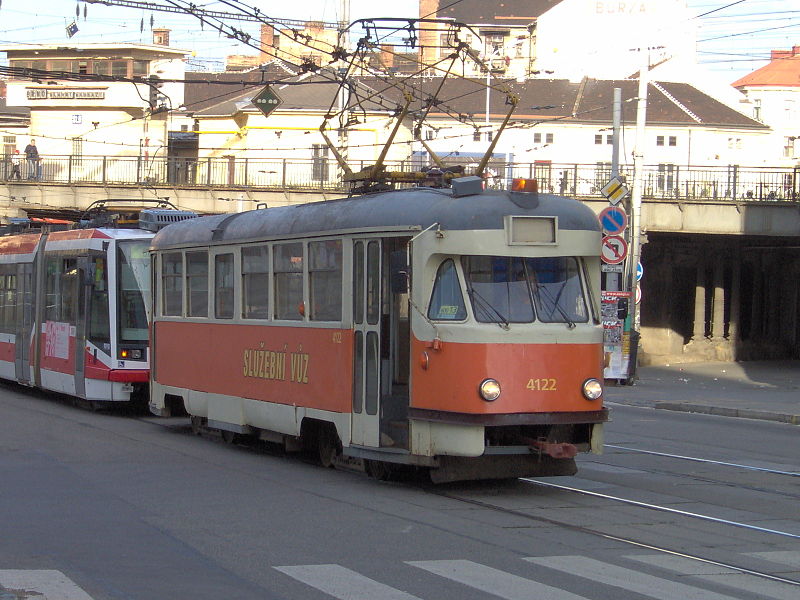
<box><xmin>3</xmin><ymin>155</ymin><xmax>799</xmax><ymax>202</ymax></box>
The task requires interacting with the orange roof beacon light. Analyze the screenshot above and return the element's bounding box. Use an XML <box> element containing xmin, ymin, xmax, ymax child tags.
<box><xmin>512</xmin><ymin>178</ymin><xmax>538</xmax><ymax>193</ymax></box>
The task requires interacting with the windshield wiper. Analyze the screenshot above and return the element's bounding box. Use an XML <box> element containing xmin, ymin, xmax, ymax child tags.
<box><xmin>531</xmin><ymin>280</ymin><xmax>576</xmax><ymax>329</ymax></box>
<box><xmin>467</xmin><ymin>286</ymin><xmax>510</xmax><ymax>330</ymax></box>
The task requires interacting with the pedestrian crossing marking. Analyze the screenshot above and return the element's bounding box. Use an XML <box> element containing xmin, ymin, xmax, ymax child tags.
<box><xmin>525</xmin><ymin>556</ymin><xmax>743</xmax><ymax>600</ymax></box>
<box><xmin>746</xmin><ymin>551</ymin><xmax>800</xmax><ymax>569</ymax></box>
<box><xmin>274</xmin><ymin>564</ymin><xmax>423</xmax><ymax>600</ymax></box>
<box><xmin>407</xmin><ymin>559</ymin><xmax>590</xmax><ymax>600</ymax></box>
<box><xmin>627</xmin><ymin>554</ymin><xmax>800</xmax><ymax>600</ymax></box>
<box><xmin>0</xmin><ymin>570</ymin><xmax>94</xmax><ymax>600</ymax></box>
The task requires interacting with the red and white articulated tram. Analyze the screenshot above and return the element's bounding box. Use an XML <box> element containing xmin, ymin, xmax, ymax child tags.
<box><xmin>0</xmin><ymin>209</ymin><xmax>186</xmax><ymax>406</ymax></box>
<box><xmin>149</xmin><ymin>178</ymin><xmax>607</xmax><ymax>481</ymax></box>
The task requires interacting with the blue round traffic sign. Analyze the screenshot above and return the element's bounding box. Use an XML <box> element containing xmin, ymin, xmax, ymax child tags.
<box><xmin>598</xmin><ymin>206</ymin><xmax>628</xmax><ymax>235</ymax></box>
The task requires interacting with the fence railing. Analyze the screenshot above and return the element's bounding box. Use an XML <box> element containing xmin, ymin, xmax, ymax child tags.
<box><xmin>3</xmin><ymin>154</ymin><xmax>799</xmax><ymax>203</ymax></box>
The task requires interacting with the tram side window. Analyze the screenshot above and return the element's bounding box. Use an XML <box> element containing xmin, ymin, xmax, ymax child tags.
<box><xmin>186</xmin><ymin>251</ymin><xmax>209</xmax><ymax>318</ymax></box>
<box><xmin>0</xmin><ymin>268</ymin><xmax>16</xmax><ymax>333</ymax></box>
<box><xmin>427</xmin><ymin>259</ymin><xmax>467</xmax><ymax>321</ymax></box>
<box><xmin>162</xmin><ymin>253</ymin><xmax>183</xmax><ymax>316</ymax></box>
<box><xmin>309</xmin><ymin>240</ymin><xmax>342</xmax><ymax>321</ymax></box>
<box><xmin>215</xmin><ymin>253</ymin><xmax>234</xmax><ymax>319</ymax></box>
<box><xmin>45</xmin><ymin>257</ymin><xmax>79</xmax><ymax>324</ymax></box>
<box><xmin>242</xmin><ymin>246</ymin><xmax>269</xmax><ymax>319</ymax></box>
<box><xmin>273</xmin><ymin>242</ymin><xmax>303</xmax><ymax>320</ymax></box>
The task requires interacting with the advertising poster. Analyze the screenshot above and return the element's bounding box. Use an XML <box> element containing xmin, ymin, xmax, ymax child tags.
<box><xmin>601</xmin><ymin>291</ymin><xmax>631</xmax><ymax>380</ymax></box>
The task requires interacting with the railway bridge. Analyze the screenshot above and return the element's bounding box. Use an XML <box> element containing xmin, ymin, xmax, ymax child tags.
<box><xmin>2</xmin><ymin>159</ymin><xmax>799</xmax><ymax>365</ymax></box>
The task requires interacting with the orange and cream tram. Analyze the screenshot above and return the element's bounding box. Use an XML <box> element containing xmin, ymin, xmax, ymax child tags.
<box><xmin>0</xmin><ymin>206</ymin><xmax>195</xmax><ymax>407</ymax></box>
<box><xmin>148</xmin><ymin>177</ymin><xmax>607</xmax><ymax>481</ymax></box>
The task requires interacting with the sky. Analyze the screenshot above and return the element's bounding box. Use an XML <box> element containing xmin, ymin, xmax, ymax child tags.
<box><xmin>0</xmin><ymin>0</ymin><xmax>798</xmax><ymax>81</ymax></box>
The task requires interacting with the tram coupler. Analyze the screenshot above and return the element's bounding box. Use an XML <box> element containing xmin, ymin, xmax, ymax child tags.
<box><xmin>528</xmin><ymin>440</ymin><xmax>578</xmax><ymax>459</ymax></box>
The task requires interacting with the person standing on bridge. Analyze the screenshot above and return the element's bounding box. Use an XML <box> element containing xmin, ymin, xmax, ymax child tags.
<box><xmin>8</xmin><ymin>150</ymin><xmax>22</xmax><ymax>180</ymax></box>
<box><xmin>24</xmin><ymin>139</ymin><xmax>39</xmax><ymax>180</ymax></box>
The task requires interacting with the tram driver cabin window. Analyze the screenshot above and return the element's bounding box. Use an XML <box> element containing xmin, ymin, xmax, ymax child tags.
<box><xmin>162</xmin><ymin>253</ymin><xmax>183</xmax><ymax>316</ymax></box>
<box><xmin>428</xmin><ymin>259</ymin><xmax>467</xmax><ymax>321</ymax></box>
<box><xmin>309</xmin><ymin>240</ymin><xmax>342</xmax><ymax>321</ymax></box>
<box><xmin>274</xmin><ymin>243</ymin><xmax>304</xmax><ymax>320</ymax></box>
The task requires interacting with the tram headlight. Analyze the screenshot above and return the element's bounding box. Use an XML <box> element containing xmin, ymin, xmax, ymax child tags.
<box><xmin>479</xmin><ymin>378</ymin><xmax>501</xmax><ymax>402</ymax></box>
<box><xmin>582</xmin><ymin>378</ymin><xmax>603</xmax><ymax>400</ymax></box>
<box><xmin>119</xmin><ymin>348</ymin><xmax>144</xmax><ymax>360</ymax></box>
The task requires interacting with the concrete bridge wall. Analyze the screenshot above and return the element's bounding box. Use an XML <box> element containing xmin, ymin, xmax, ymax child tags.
<box><xmin>2</xmin><ymin>181</ymin><xmax>799</xmax><ymax>364</ymax></box>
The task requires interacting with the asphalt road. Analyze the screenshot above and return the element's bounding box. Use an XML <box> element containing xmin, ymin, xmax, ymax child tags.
<box><xmin>0</xmin><ymin>384</ymin><xmax>798</xmax><ymax>600</ymax></box>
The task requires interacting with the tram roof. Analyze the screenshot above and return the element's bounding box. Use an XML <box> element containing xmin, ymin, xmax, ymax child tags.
<box><xmin>150</xmin><ymin>188</ymin><xmax>600</xmax><ymax>249</ymax></box>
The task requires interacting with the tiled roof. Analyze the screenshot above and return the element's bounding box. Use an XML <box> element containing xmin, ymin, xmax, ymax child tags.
<box><xmin>434</xmin><ymin>0</ymin><xmax>563</xmax><ymax>25</ymax></box>
<box><xmin>732</xmin><ymin>47</ymin><xmax>800</xmax><ymax>88</ymax></box>
<box><xmin>189</xmin><ymin>71</ymin><xmax>766</xmax><ymax>130</ymax></box>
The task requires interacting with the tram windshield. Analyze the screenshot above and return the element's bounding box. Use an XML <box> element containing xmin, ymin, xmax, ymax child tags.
<box><xmin>117</xmin><ymin>240</ymin><xmax>151</xmax><ymax>343</ymax></box>
<box><xmin>461</xmin><ymin>255</ymin><xmax>589</xmax><ymax>325</ymax></box>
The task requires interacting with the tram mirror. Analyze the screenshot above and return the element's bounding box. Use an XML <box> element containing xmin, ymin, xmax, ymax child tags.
<box><xmin>390</xmin><ymin>250</ymin><xmax>409</xmax><ymax>294</ymax></box>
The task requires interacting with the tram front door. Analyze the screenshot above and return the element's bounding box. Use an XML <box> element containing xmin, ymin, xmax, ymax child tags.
<box><xmin>351</xmin><ymin>239</ymin><xmax>381</xmax><ymax>447</ymax></box>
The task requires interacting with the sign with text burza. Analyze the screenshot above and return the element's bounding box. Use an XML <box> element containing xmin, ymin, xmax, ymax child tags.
<box><xmin>27</xmin><ymin>88</ymin><xmax>106</xmax><ymax>100</ymax></box>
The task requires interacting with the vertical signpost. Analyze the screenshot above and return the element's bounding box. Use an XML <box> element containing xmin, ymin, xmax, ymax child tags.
<box><xmin>599</xmin><ymin>179</ymin><xmax>632</xmax><ymax>382</ymax></box>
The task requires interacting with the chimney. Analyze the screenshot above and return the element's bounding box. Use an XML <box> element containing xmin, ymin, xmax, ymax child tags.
<box><xmin>380</xmin><ymin>45</ymin><xmax>394</xmax><ymax>69</ymax></box>
<box><xmin>771</xmin><ymin>49</ymin><xmax>791</xmax><ymax>60</ymax></box>
<box><xmin>260</xmin><ymin>23</ymin><xmax>277</xmax><ymax>62</ymax></box>
<box><xmin>153</xmin><ymin>28</ymin><xmax>170</xmax><ymax>46</ymax></box>
<box><xmin>794</xmin><ymin>46</ymin><xmax>800</xmax><ymax>57</ymax></box>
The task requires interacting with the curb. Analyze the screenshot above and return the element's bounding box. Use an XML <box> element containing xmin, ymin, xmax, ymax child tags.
<box><xmin>655</xmin><ymin>402</ymin><xmax>800</xmax><ymax>425</ymax></box>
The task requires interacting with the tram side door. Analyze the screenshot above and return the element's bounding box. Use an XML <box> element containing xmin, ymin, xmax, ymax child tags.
<box><xmin>14</xmin><ymin>262</ymin><xmax>34</xmax><ymax>384</ymax></box>
<box><xmin>74</xmin><ymin>256</ymin><xmax>90</xmax><ymax>399</ymax></box>
<box><xmin>351</xmin><ymin>239</ymin><xmax>381</xmax><ymax>447</ymax></box>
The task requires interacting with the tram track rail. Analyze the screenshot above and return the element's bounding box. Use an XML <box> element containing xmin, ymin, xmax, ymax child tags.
<box><xmin>604</xmin><ymin>443</ymin><xmax>800</xmax><ymax>477</ymax></box>
<box><xmin>429</xmin><ymin>483</ymin><xmax>800</xmax><ymax>588</ymax></box>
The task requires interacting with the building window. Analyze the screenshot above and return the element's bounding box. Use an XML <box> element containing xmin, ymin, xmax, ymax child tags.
<box><xmin>533</xmin><ymin>133</ymin><xmax>541</xmax><ymax>144</ymax></box>
<box><xmin>72</xmin><ymin>137</ymin><xmax>83</xmax><ymax>166</ymax></box>
<box><xmin>594</xmin><ymin>134</ymin><xmax>602</xmax><ymax>144</ymax></box>
<box><xmin>93</xmin><ymin>61</ymin><xmax>110</xmax><ymax>76</ymax></box>
<box><xmin>312</xmin><ymin>144</ymin><xmax>329</xmax><ymax>182</ymax></box>
<box><xmin>133</xmin><ymin>60</ymin><xmax>149</xmax><ymax>77</ymax></box>
<box><xmin>111</xmin><ymin>60</ymin><xmax>128</xmax><ymax>77</ymax></box>
<box><xmin>656</xmin><ymin>135</ymin><xmax>665</xmax><ymax>146</ymax></box>
<box><xmin>753</xmin><ymin>99</ymin><xmax>761</xmax><ymax>121</ymax></box>
<box><xmin>486</xmin><ymin>131</ymin><xmax>493</xmax><ymax>142</ymax></box>
<box><xmin>606</xmin><ymin>135</ymin><xmax>613</xmax><ymax>145</ymax></box>
<box><xmin>668</xmin><ymin>136</ymin><xmax>677</xmax><ymax>147</ymax></box>
<box><xmin>784</xmin><ymin>137</ymin><xmax>795</xmax><ymax>158</ymax></box>
<box><xmin>545</xmin><ymin>133</ymin><xmax>554</xmax><ymax>144</ymax></box>
<box><xmin>657</xmin><ymin>163</ymin><xmax>675</xmax><ymax>193</ymax></box>
<box><xmin>473</xmin><ymin>130</ymin><xmax>481</xmax><ymax>142</ymax></box>
<box><xmin>2</xmin><ymin>135</ymin><xmax>16</xmax><ymax>156</ymax></box>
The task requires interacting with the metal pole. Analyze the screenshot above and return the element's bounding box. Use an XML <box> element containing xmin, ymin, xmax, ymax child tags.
<box><xmin>611</xmin><ymin>87</ymin><xmax>621</xmax><ymax>178</ymax></box>
<box><xmin>628</xmin><ymin>48</ymin><xmax>649</xmax><ymax>381</ymax></box>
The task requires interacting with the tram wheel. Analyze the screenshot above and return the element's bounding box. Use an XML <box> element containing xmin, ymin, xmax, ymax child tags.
<box><xmin>318</xmin><ymin>426</ymin><xmax>339</xmax><ymax>468</ymax></box>
<box><xmin>190</xmin><ymin>416</ymin><xmax>203</xmax><ymax>435</ymax></box>
<box><xmin>365</xmin><ymin>459</ymin><xmax>393</xmax><ymax>481</ymax></box>
<box><xmin>220</xmin><ymin>429</ymin><xmax>237</xmax><ymax>444</ymax></box>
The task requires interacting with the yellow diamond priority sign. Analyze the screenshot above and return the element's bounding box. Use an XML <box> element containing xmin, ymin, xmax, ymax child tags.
<box><xmin>600</xmin><ymin>175</ymin><xmax>630</xmax><ymax>205</ymax></box>
<box><xmin>252</xmin><ymin>86</ymin><xmax>283</xmax><ymax>118</ymax></box>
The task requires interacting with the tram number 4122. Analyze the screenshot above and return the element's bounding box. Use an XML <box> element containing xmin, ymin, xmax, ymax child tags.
<box><xmin>527</xmin><ymin>378</ymin><xmax>557</xmax><ymax>391</ymax></box>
